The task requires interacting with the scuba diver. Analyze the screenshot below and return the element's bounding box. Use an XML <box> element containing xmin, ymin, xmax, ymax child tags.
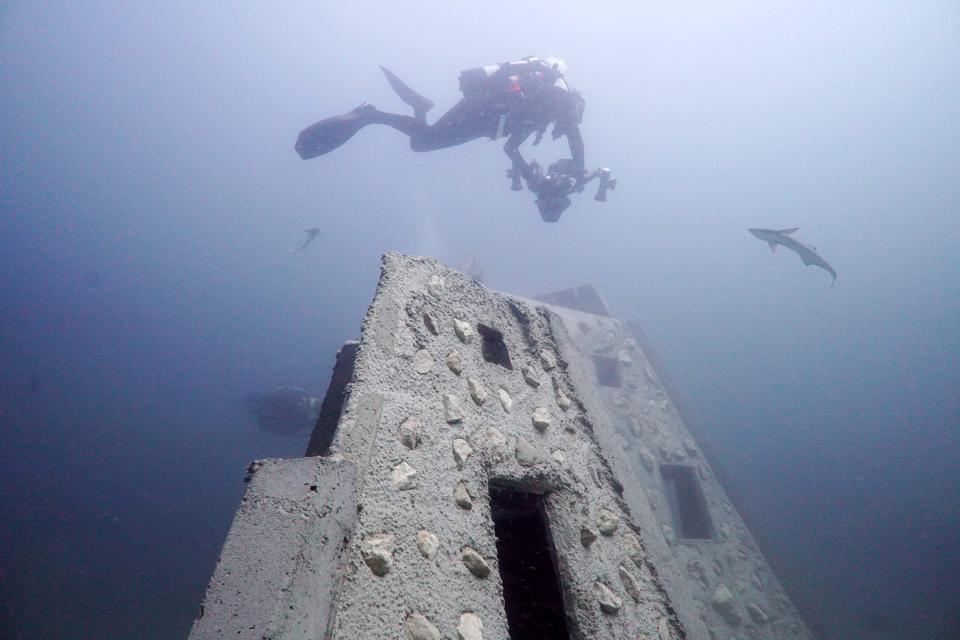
<box><xmin>295</xmin><ymin>57</ymin><xmax>596</xmax><ymax>220</ymax></box>
<box><xmin>246</xmin><ymin>385</ymin><xmax>321</xmax><ymax>436</ymax></box>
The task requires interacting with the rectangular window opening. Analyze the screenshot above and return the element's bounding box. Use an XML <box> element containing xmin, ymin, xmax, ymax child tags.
<box><xmin>593</xmin><ymin>356</ymin><xmax>622</xmax><ymax>387</ymax></box>
<box><xmin>489</xmin><ymin>486</ymin><xmax>571</xmax><ymax>640</ymax></box>
<box><xmin>659</xmin><ymin>464</ymin><xmax>714</xmax><ymax>540</ymax></box>
<box><xmin>478</xmin><ymin>324</ymin><xmax>513</xmax><ymax>370</ymax></box>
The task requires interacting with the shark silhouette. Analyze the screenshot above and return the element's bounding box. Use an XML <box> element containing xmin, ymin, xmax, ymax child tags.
<box><xmin>748</xmin><ymin>227</ymin><xmax>837</xmax><ymax>286</ymax></box>
<box><xmin>289</xmin><ymin>228</ymin><xmax>321</xmax><ymax>253</ymax></box>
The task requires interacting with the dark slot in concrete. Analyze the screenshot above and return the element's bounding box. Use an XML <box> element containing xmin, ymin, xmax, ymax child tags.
<box><xmin>660</xmin><ymin>464</ymin><xmax>714</xmax><ymax>540</ymax></box>
<box><xmin>489</xmin><ymin>487</ymin><xmax>571</xmax><ymax>640</ymax></box>
<box><xmin>593</xmin><ymin>355</ymin><xmax>622</xmax><ymax>387</ymax></box>
<box><xmin>306</xmin><ymin>341</ymin><xmax>359</xmax><ymax>456</ymax></box>
<box><xmin>478</xmin><ymin>324</ymin><xmax>513</xmax><ymax>370</ymax></box>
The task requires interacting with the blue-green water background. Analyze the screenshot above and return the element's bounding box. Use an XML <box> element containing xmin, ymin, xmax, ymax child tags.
<box><xmin>1</xmin><ymin>3</ymin><xmax>958</xmax><ymax>638</ymax></box>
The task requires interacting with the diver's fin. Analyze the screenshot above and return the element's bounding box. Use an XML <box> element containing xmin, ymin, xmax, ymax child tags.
<box><xmin>768</xmin><ymin>241</ymin><xmax>778</xmax><ymax>253</ymax></box>
<box><xmin>380</xmin><ymin>66</ymin><xmax>434</xmax><ymax>120</ymax></box>
<box><xmin>777</xmin><ymin>227</ymin><xmax>799</xmax><ymax>235</ymax></box>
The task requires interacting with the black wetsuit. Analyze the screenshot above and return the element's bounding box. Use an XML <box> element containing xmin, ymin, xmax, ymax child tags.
<box><xmin>295</xmin><ymin>61</ymin><xmax>585</xmax><ymax>182</ymax></box>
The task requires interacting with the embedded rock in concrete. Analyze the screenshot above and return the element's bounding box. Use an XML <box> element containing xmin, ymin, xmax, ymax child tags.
<box><xmin>456</xmin><ymin>612</ymin><xmax>483</xmax><ymax>640</ymax></box>
<box><xmin>618</xmin><ymin>349</ymin><xmax>632</xmax><ymax>365</ymax></box>
<box><xmin>414</xmin><ymin>348</ymin><xmax>435</xmax><ymax>374</ymax></box>
<box><xmin>657</xmin><ymin>618</ymin><xmax>672</xmax><ymax>640</ymax></box>
<box><xmin>360</xmin><ymin>533</ymin><xmax>395</xmax><ymax>576</ymax></box>
<box><xmin>452</xmin><ymin>438</ymin><xmax>473</xmax><ymax>468</ymax></box>
<box><xmin>392</xmin><ymin>462</ymin><xmax>418</xmax><ymax>490</ymax></box>
<box><xmin>426</xmin><ymin>275</ymin><xmax>445</xmax><ymax>298</ymax></box>
<box><xmin>417</xmin><ymin>530</ymin><xmax>439</xmax><ymax>559</ymax></box>
<box><xmin>444</xmin><ymin>394</ymin><xmax>464</xmax><ymax>423</ymax></box>
<box><xmin>515</xmin><ymin>436</ymin><xmax>539</xmax><ymax>466</ymax></box>
<box><xmin>467</xmin><ymin>378</ymin><xmax>487</xmax><ymax>405</ymax></box>
<box><xmin>618</xmin><ymin>565</ymin><xmax>641</xmax><ymax>602</ymax></box>
<box><xmin>539</xmin><ymin>349</ymin><xmax>557</xmax><ymax>370</ymax></box>
<box><xmin>453</xmin><ymin>482</ymin><xmax>473</xmax><ymax>509</ymax></box>
<box><xmin>405</xmin><ymin>612</ymin><xmax>441</xmax><ymax>640</ymax></box>
<box><xmin>719</xmin><ymin>522</ymin><xmax>731</xmax><ymax>539</ymax></box>
<box><xmin>461</xmin><ymin>546</ymin><xmax>491</xmax><ymax>578</ymax></box>
<box><xmin>580</xmin><ymin>527</ymin><xmax>598</xmax><ymax>547</ymax></box>
<box><xmin>532</xmin><ymin>407</ymin><xmax>552</xmax><ymax>432</ymax></box>
<box><xmin>711</xmin><ymin>584</ymin><xmax>743</xmax><ymax>626</ymax></box>
<box><xmin>551</xmin><ymin>449</ymin><xmax>566</xmax><ymax>464</ymax></box>
<box><xmin>485</xmin><ymin>427</ymin><xmax>507</xmax><ymax>462</ymax></box>
<box><xmin>747</xmin><ymin>602</ymin><xmax>769</xmax><ymax>625</ymax></box>
<box><xmin>423</xmin><ymin>312</ymin><xmax>439</xmax><ymax>335</ymax></box>
<box><xmin>623</xmin><ymin>533</ymin><xmax>645</xmax><ymax>568</ymax></box>
<box><xmin>497</xmin><ymin>388</ymin><xmax>512</xmax><ymax>413</ymax></box>
<box><xmin>521</xmin><ymin>365</ymin><xmax>541</xmax><ymax>388</ymax></box>
<box><xmin>399</xmin><ymin>416</ymin><xmax>421</xmax><ymax>450</ymax></box>
<box><xmin>594</xmin><ymin>581</ymin><xmax>622</xmax><ymax>614</ymax></box>
<box><xmin>639</xmin><ymin>449</ymin><xmax>657</xmax><ymax>472</ymax></box>
<box><xmin>597</xmin><ymin>508</ymin><xmax>620</xmax><ymax>535</ymax></box>
<box><xmin>454</xmin><ymin>319</ymin><xmax>474</xmax><ymax>343</ymax></box>
<box><xmin>551</xmin><ymin>376</ymin><xmax>572</xmax><ymax>411</ymax></box>
<box><xmin>446</xmin><ymin>350</ymin><xmax>463</xmax><ymax>375</ymax></box>
<box><xmin>683</xmin><ymin>438</ymin><xmax>699</xmax><ymax>456</ymax></box>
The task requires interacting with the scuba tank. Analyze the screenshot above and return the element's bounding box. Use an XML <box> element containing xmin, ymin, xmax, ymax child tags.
<box><xmin>457</xmin><ymin>57</ymin><xmax>559</xmax><ymax>99</ymax></box>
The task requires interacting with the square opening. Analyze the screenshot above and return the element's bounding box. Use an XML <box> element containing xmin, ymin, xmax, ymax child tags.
<box><xmin>659</xmin><ymin>464</ymin><xmax>714</xmax><ymax>540</ymax></box>
<box><xmin>593</xmin><ymin>356</ymin><xmax>622</xmax><ymax>387</ymax></box>
<box><xmin>489</xmin><ymin>486</ymin><xmax>571</xmax><ymax>639</ymax></box>
<box><xmin>478</xmin><ymin>324</ymin><xmax>513</xmax><ymax>370</ymax></box>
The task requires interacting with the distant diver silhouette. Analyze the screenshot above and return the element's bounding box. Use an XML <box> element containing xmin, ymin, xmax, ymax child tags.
<box><xmin>289</xmin><ymin>228</ymin><xmax>321</xmax><ymax>253</ymax></box>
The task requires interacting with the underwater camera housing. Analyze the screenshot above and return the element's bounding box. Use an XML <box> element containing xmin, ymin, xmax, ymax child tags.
<box><xmin>508</xmin><ymin>159</ymin><xmax>617</xmax><ymax>222</ymax></box>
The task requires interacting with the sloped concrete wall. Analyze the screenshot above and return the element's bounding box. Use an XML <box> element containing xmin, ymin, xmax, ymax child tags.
<box><xmin>324</xmin><ymin>252</ymin><xmax>683</xmax><ymax>639</ymax></box>
<box><xmin>541</xmin><ymin>303</ymin><xmax>815</xmax><ymax>640</ymax></box>
<box><xmin>188</xmin><ymin>457</ymin><xmax>357</xmax><ymax>640</ymax></box>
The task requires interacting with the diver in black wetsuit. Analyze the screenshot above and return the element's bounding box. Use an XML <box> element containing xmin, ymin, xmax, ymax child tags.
<box><xmin>295</xmin><ymin>57</ymin><xmax>587</xmax><ymax>195</ymax></box>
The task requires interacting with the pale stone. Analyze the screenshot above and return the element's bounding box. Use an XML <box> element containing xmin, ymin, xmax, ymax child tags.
<box><xmin>423</xmin><ymin>312</ymin><xmax>439</xmax><ymax>335</ymax></box>
<box><xmin>551</xmin><ymin>449</ymin><xmax>566</xmax><ymax>464</ymax></box>
<box><xmin>618</xmin><ymin>349</ymin><xmax>633</xmax><ymax>364</ymax></box>
<box><xmin>486</xmin><ymin>427</ymin><xmax>507</xmax><ymax>462</ymax></box>
<box><xmin>360</xmin><ymin>533</ymin><xmax>395</xmax><ymax>576</ymax></box>
<box><xmin>539</xmin><ymin>349</ymin><xmax>557</xmax><ymax>370</ymax></box>
<box><xmin>452</xmin><ymin>438</ymin><xmax>473</xmax><ymax>468</ymax></box>
<box><xmin>556</xmin><ymin>391</ymin><xmax>572</xmax><ymax>411</ymax></box>
<box><xmin>443</xmin><ymin>353</ymin><xmax>463</xmax><ymax>378</ymax></box>
<box><xmin>515</xmin><ymin>437</ymin><xmax>539</xmax><ymax>466</ymax></box>
<box><xmin>594</xmin><ymin>581</ymin><xmax>622</xmax><ymax>614</ymax></box>
<box><xmin>399</xmin><ymin>416</ymin><xmax>421</xmax><ymax>450</ymax></box>
<box><xmin>453</xmin><ymin>482</ymin><xmax>473</xmax><ymax>509</ymax></box>
<box><xmin>392</xmin><ymin>462</ymin><xmax>418</xmax><ymax>490</ymax></box>
<box><xmin>623</xmin><ymin>533</ymin><xmax>644</xmax><ymax>568</ymax></box>
<box><xmin>461</xmin><ymin>547</ymin><xmax>491</xmax><ymax>578</ymax></box>
<box><xmin>639</xmin><ymin>449</ymin><xmax>656</xmax><ymax>472</ymax></box>
<box><xmin>521</xmin><ymin>365</ymin><xmax>540</xmax><ymax>387</ymax></box>
<box><xmin>414</xmin><ymin>349</ymin><xmax>434</xmax><ymax>374</ymax></box>
<box><xmin>454</xmin><ymin>319</ymin><xmax>474</xmax><ymax>343</ymax></box>
<box><xmin>683</xmin><ymin>438</ymin><xmax>699</xmax><ymax>456</ymax></box>
<box><xmin>405</xmin><ymin>612</ymin><xmax>441</xmax><ymax>640</ymax></box>
<box><xmin>711</xmin><ymin>584</ymin><xmax>742</xmax><ymax>626</ymax></box>
<box><xmin>597</xmin><ymin>508</ymin><xmax>620</xmax><ymax>535</ymax></box>
<box><xmin>456</xmin><ymin>612</ymin><xmax>483</xmax><ymax>640</ymax></box>
<box><xmin>467</xmin><ymin>378</ymin><xmax>487</xmax><ymax>405</ymax></box>
<box><xmin>444</xmin><ymin>394</ymin><xmax>464</xmax><ymax>423</ymax></box>
<box><xmin>416</xmin><ymin>530</ymin><xmax>439</xmax><ymax>559</ymax></box>
<box><xmin>618</xmin><ymin>565</ymin><xmax>641</xmax><ymax>602</ymax></box>
<box><xmin>426</xmin><ymin>275</ymin><xmax>445</xmax><ymax>298</ymax></box>
<box><xmin>747</xmin><ymin>603</ymin><xmax>769</xmax><ymax>625</ymax></box>
<box><xmin>580</xmin><ymin>527</ymin><xmax>598</xmax><ymax>547</ymax></box>
<box><xmin>718</xmin><ymin>522</ymin><xmax>731</xmax><ymax>540</ymax></box>
<box><xmin>497</xmin><ymin>388</ymin><xmax>513</xmax><ymax>413</ymax></box>
<box><xmin>532</xmin><ymin>407</ymin><xmax>551</xmax><ymax>432</ymax></box>
<box><xmin>657</xmin><ymin>618</ymin><xmax>671</xmax><ymax>640</ymax></box>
